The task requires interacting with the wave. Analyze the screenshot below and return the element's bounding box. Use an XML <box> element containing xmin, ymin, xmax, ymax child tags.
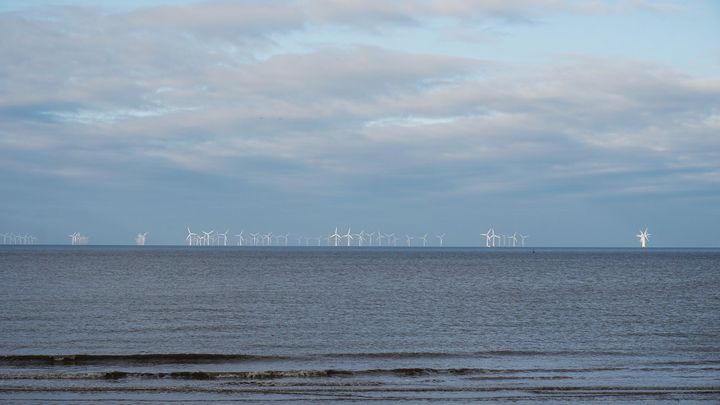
<box><xmin>0</xmin><ymin>354</ymin><xmax>290</xmax><ymax>366</ymax></box>
<box><xmin>0</xmin><ymin>367</ymin><xmax>622</xmax><ymax>381</ymax></box>
<box><xmin>0</xmin><ymin>350</ymin><xmax>635</xmax><ymax>366</ymax></box>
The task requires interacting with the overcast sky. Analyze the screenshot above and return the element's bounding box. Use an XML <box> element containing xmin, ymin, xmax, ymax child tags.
<box><xmin>1</xmin><ymin>0</ymin><xmax>719</xmax><ymax>246</ymax></box>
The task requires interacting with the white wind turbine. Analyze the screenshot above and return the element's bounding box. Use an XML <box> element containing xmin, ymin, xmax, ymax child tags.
<box><xmin>519</xmin><ymin>234</ymin><xmax>529</xmax><ymax>247</ymax></box>
<box><xmin>343</xmin><ymin>228</ymin><xmax>353</xmax><ymax>246</ymax></box>
<box><xmin>202</xmin><ymin>231</ymin><xmax>213</xmax><ymax>246</ymax></box>
<box><xmin>377</xmin><ymin>232</ymin><xmax>384</xmax><ymax>246</ymax></box>
<box><xmin>263</xmin><ymin>232</ymin><xmax>273</xmax><ymax>246</ymax></box>
<box><xmin>135</xmin><ymin>232</ymin><xmax>147</xmax><ymax>246</ymax></box>
<box><xmin>481</xmin><ymin>228</ymin><xmax>494</xmax><ymax>248</ymax></box>
<box><xmin>420</xmin><ymin>233</ymin><xmax>428</xmax><ymax>247</ymax></box>
<box><xmin>68</xmin><ymin>232</ymin><xmax>79</xmax><ymax>245</ymax></box>
<box><xmin>330</xmin><ymin>227</ymin><xmax>342</xmax><ymax>247</ymax></box>
<box><xmin>492</xmin><ymin>231</ymin><xmax>501</xmax><ymax>247</ymax></box>
<box><xmin>405</xmin><ymin>234</ymin><xmax>414</xmax><ymax>247</ymax></box>
<box><xmin>354</xmin><ymin>231</ymin><xmax>365</xmax><ymax>247</ymax></box>
<box><xmin>250</xmin><ymin>232</ymin><xmax>259</xmax><ymax>246</ymax></box>
<box><xmin>218</xmin><ymin>230</ymin><xmax>229</xmax><ymax>246</ymax></box>
<box><xmin>367</xmin><ymin>232</ymin><xmax>375</xmax><ymax>245</ymax></box>
<box><xmin>509</xmin><ymin>232</ymin><xmax>518</xmax><ymax>247</ymax></box>
<box><xmin>637</xmin><ymin>228</ymin><xmax>650</xmax><ymax>248</ymax></box>
<box><xmin>235</xmin><ymin>231</ymin><xmax>245</xmax><ymax>246</ymax></box>
<box><xmin>436</xmin><ymin>233</ymin><xmax>445</xmax><ymax>247</ymax></box>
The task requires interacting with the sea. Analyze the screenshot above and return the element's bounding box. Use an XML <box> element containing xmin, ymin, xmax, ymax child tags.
<box><xmin>0</xmin><ymin>246</ymin><xmax>718</xmax><ymax>402</ymax></box>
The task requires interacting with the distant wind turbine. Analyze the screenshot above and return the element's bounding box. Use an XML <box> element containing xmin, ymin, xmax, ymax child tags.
<box><xmin>436</xmin><ymin>234</ymin><xmax>445</xmax><ymax>247</ymax></box>
<box><xmin>637</xmin><ymin>228</ymin><xmax>650</xmax><ymax>248</ymax></box>
<box><xmin>343</xmin><ymin>228</ymin><xmax>353</xmax><ymax>246</ymax></box>
<box><xmin>354</xmin><ymin>231</ymin><xmax>365</xmax><ymax>247</ymax></box>
<box><xmin>202</xmin><ymin>231</ymin><xmax>213</xmax><ymax>246</ymax></box>
<box><xmin>219</xmin><ymin>230</ymin><xmax>229</xmax><ymax>246</ymax></box>
<box><xmin>330</xmin><ymin>227</ymin><xmax>341</xmax><ymax>247</ymax></box>
<box><xmin>481</xmin><ymin>228</ymin><xmax>494</xmax><ymax>248</ymax></box>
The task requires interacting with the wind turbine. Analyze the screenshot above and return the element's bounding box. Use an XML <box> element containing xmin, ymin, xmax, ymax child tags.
<box><xmin>354</xmin><ymin>231</ymin><xmax>365</xmax><ymax>247</ymax></box>
<box><xmin>436</xmin><ymin>234</ymin><xmax>445</xmax><ymax>247</ymax></box>
<box><xmin>405</xmin><ymin>234</ymin><xmax>414</xmax><ymax>247</ymax></box>
<box><xmin>377</xmin><ymin>232</ymin><xmax>384</xmax><ymax>246</ymax></box>
<box><xmin>263</xmin><ymin>232</ymin><xmax>273</xmax><ymax>246</ymax></box>
<box><xmin>136</xmin><ymin>232</ymin><xmax>147</xmax><ymax>246</ymax></box>
<box><xmin>343</xmin><ymin>228</ymin><xmax>353</xmax><ymax>246</ymax></box>
<box><xmin>367</xmin><ymin>232</ymin><xmax>375</xmax><ymax>245</ymax></box>
<box><xmin>250</xmin><ymin>232</ymin><xmax>259</xmax><ymax>246</ymax></box>
<box><xmin>636</xmin><ymin>228</ymin><xmax>650</xmax><ymax>248</ymax></box>
<box><xmin>420</xmin><ymin>233</ymin><xmax>428</xmax><ymax>247</ymax></box>
<box><xmin>330</xmin><ymin>227</ymin><xmax>341</xmax><ymax>247</ymax></box>
<box><xmin>519</xmin><ymin>234</ymin><xmax>529</xmax><ymax>247</ymax></box>
<box><xmin>235</xmin><ymin>231</ymin><xmax>245</xmax><ymax>246</ymax></box>
<box><xmin>481</xmin><ymin>228</ymin><xmax>494</xmax><ymax>248</ymax></box>
<box><xmin>202</xmin><ymin>231</ymin><xmax>213</xmax><ymax>246</ymax></box>
<box><xmin>509</xmin><ymin>232</ymin><xmax>518</xmax><ymax>247</ymax></box>
<box><xmin>218</xmin><ymin>230</ymin><xmax>229</xmax><ymax>246</ymax></box>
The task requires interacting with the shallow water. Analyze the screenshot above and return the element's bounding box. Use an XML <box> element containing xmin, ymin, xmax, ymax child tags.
<box><xmin>1</xmin><ymin>246</ymin><xmax>718</xmax><ymax>402</ymax></box>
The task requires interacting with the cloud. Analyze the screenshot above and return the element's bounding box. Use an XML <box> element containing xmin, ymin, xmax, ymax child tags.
<box><xmin>0</xmin><ymin>1</ymin><xmax>717</xmax><ymax>203</ymax></box>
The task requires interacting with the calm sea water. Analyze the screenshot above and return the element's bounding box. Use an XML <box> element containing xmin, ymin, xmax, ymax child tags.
<box><xmin>0</xmin><ymin>246</ymin><xmax>718</xmax><ymax>402</ymax></box>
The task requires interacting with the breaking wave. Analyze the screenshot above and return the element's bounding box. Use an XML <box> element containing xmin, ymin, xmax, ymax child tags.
<box><xmin>0</xmin><ymin>349</ymin><xmax>636</xmax><ymax>366</ymax></box>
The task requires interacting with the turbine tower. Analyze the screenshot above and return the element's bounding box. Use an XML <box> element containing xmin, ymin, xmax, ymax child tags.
<box><xmin>637</xmin><ymin>228</ymin><xmax>650</xmax><ymax>248</ymax></box>
<box><xmin>436</xmin><ymin>234</ymin><xmax>445</xmax><ymax>247</ymax></box>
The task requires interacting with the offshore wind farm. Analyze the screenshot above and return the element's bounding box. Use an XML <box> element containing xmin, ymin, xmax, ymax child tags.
<box><xmin>2</xmin><ymin>226</ymin><xmax>663</xmax><ymax>248</ymax></box>
<box><xmin>37</xmin><ymin>225</ymin><xmax>667</xmax><ymax>248</ymax></box>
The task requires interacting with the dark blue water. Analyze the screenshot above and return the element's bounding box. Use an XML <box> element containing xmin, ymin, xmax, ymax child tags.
<box><xmin>1</xmin><ymin>246</ymin><xmax>718</xmax><ymax>402</ymax></box>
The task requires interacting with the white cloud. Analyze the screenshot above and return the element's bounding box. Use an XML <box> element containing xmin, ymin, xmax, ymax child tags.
<box><xmin>0</xmin><ymin>1</ymin><xmax>717</xmax><ymax>200</ymax></box>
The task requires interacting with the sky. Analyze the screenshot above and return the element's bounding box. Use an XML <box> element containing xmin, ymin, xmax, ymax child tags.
<box><xmin>1</xmin><ymin>0</ymin><xmax>719</xmax><ymax>247</ymax></box>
